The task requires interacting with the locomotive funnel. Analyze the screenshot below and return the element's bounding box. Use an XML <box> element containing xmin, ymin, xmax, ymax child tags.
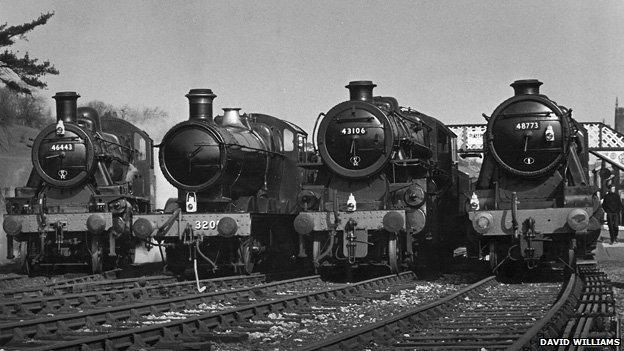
<box><xmin>346</xmin><ymin>81</ymin><xmax>377</xmax><ymax>102</ymax></box>
<box><xmin>186</xmin><ymin>89</ymin><xmax>216</xmax><ymax>121</ymax></box>
<box><xmin>221</xmin><ymin>108</ymin><xmax>246</xmax><ymax>129</ymax></box>
<box><xmin>53</xmin><ymin>92</ymin><xmax>80</xmax><ymax>124</ymax></box>
<box><xmin>510</xmin><ymin>79</ymin><xmax>543</xmax><ymax>96</ymax></box>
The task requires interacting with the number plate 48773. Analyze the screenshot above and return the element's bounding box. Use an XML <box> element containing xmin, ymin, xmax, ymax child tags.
<box><xmin>515</xmin><ymin>122</ymin><xmax>540</xmax><ymax>130</ymax></box>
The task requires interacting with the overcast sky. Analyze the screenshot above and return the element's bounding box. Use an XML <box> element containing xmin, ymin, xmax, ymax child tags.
<box><xmin>4</xmin><ymin>0</ymin><xmax>624</xmax><ymax>131</ymax></box>
<box><xmin>3</xmin><ymin>0</ymin><xmax>624</xmax><ymax>205</ymax></box>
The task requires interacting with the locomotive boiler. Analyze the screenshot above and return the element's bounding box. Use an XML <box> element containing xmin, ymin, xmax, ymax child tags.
<box><xmin>295</xmin><ymin>81</ymin><xmax>467</xmax><ymax>274</ymax></box>
<box><xmin>468</xmin><ymin>79</ymin><xmax>598</xmax><ymax>278</ymax></box>
<box><xmin>2</xmin><ymin>92</ymin><xmax>154</xmax><ymax>274</ymax></box>
<box><xmin>132</xmin><ymin>89</ymin><xmax>307</xmax><ymax>275</ymax></box>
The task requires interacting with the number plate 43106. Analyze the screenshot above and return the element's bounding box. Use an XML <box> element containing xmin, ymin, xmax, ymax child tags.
<box><xmin>340</xmin><ymin>127</ymin><xmax>367</xmax><ymax>135</ymax></box>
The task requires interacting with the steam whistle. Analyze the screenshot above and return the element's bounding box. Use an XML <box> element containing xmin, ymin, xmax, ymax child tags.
<box><xmin>186</xmin><ymin>192</ymin><xmax>197</xmax><ymax>213</ymax></box>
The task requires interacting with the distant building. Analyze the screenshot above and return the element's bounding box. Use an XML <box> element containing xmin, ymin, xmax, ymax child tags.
<box><xmin>615</xmin><ymin>97</ymin><xmax>624</xmax><ymax>133</ymax></box>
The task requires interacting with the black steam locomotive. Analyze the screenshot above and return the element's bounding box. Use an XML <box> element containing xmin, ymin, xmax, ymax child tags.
<box><xmin>468</xmin><ymin>80</ymin><xmax>599</xmax><ymax>278</ymax></box>
<box><xmin>2</xmin><ymin>92</ymin><xmax>154</xmax><ymax>274</ymax></box>
<box><xmin>132</xmin><ymin>89</ymin><xmax>307</xmax><ymax>275</ymax></box>
<box><xmin>295</xmin><ymin>81</ymin><xmax>467</xmax><ymax>274</ymax></box>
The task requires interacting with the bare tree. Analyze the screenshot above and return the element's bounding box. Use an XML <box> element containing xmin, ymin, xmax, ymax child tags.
<box><xmin>0</xmin><ymin>87</ymin><xmax>52</xmax><ymax>128</ymax></box>
<box><xmin>86</xmin><ymin>100</ymin><xmax>118</xmax><ymax>118</ymax></box>
<box><xmin>84</xmin><ymin>100</ymin><xmax>169</xmax><ymax>124</ymax></box>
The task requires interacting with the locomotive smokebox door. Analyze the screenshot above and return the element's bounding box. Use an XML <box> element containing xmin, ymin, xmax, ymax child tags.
<box><xmin>342</xmin><ymin>229</ymin><xmax>368</xmax><ymax>258</ymax></box>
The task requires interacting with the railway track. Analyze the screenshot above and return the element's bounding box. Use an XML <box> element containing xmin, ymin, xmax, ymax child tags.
<box><xmin>0</xmin><ymin>274</ymin><xmax>175</xmax><ymax>300</ymax></box>
<box><xmin>0</xmin><ymin>274</ymin><xmax>265</xmax><ymax>321</ymax></box>
<box><xmin>1</xmin><ymin>273</ymin><xmax>415</xmax><ymax>350</ymax></box>
<box><xmin>557</xmin><ymin>264</ymin><xmax>618</xmax><ymax>350</ymax></box>
<box><xmin>300</xmin><ymin>263</ymin><xmax>617</xmax><ymax>351</ymax></box>
<box><xmin>0</xmin><ymin>273</ymin><xmax>27</xmax><ymax>283</ymax></box>
<box><xmin>0</xmin><ymin>264</ymin><xmax>615</xmax><ymax>350</ymax></box>
<box><xmin>0</xmin><ymin>270</ymin><xmax>120</xmax><ymax>296</ymax></box>
<box><xmin>0</xmin><ymin>274</ymin><xmax>337</xmax><ymax>350</ymax></box>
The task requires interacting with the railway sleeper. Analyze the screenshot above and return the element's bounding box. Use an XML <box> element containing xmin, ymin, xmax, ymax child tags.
<box><xmin>2</xmin><ymin>274</ymin><xmax>412</xmax><ymax>349</ymax></box>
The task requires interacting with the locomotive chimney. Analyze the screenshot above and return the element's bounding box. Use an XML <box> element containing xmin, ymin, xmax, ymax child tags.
<box><xmin>53</xmin><ymin>92</ymin><xmax>80</xmax><ymax>124</ymax></box>
<box><xmin>186</xmin><ymin>89</ymin><xmax>216</xmax><ymax>121</ymax></box>
<box><xmin>221</xmin><ymin>108</ymin><xmax>246</xmax><ymax>129</ymax></box>
<box><xmin>510</xmin><ymin>79</ymin><xmax>543</xmax><ymax>96</ymax></box>
<box><xmin>346</xmin><ymin>80</ymin><xmax>377</xmax><ymax>102</ymax></box>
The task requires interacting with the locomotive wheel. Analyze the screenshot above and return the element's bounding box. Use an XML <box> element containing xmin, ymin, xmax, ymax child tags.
<box><xmin>240</xmin><ymin>242</ymin><xmax>255</xmax><ymax>275</ymax></box>
<box><xmin>18</xmin><ymin>241</ymin><xmax>32</xmax><ymax>276</ymax></box>
<box><xmin>388</xmin><ymin>236</ymin><xmax>400</xmax><ymax>274</ymax></box>
<box><xmin>489</xmin><ymin>241</ymin><xmax>523</xmax><ymax>282</ymax></box>
<box><xmin>168</xmin><ymin>265</ymin><xmax>186</xmax><ymax>276</ymax></box>
<box><xmin>164</xmin><ymin>245</ymin><xmax>187</xmax><ymax>276</ymax></box>
<box><xmin>564</xmin><ymin>249</ymin><xmax>576</xmax><ymax>275</ymax></box>
<box><xmin>312</xmin><ymin>234</ymin><xmax>322</xmax><ymax>274</ymax></box>
<box><xmin>90</xmin><ymin>236</ymin><xmax>103</xmax><ymax>274</ymax></box>
<box><xmin>488</xmin><ymin>241</ymin><xmax>500</xmax><ymax>272</ymax></box>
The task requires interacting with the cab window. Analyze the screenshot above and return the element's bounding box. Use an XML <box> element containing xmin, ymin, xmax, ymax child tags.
<box><xmin>437</xmin><ymin>129</ymin><xmax>449</xmax><ymax>153</ymax></box>
<box><xmin>283</xmin><ymin>129</ymin><xmax>294</xmax><ymax>152</ymax></box>
<box><xmin>271</xmin><ymin>128</ymin><xmax>283</xmax><ymax>152</ymax></box>
<box><xmin>134</xmin><ymin>133</ymin><xmax>147</xmax><ymax>161</ymax></box>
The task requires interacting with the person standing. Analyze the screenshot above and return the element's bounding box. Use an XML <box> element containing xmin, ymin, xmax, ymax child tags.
<box><xmin>603</xmin><ymin>185</ymin><xmax>623</xmax><ymax>244</ymax></box>
<box><xmin>583</xmin><ymin>191</ymin><xmax>605</xmax><ymax>258</ymax></box>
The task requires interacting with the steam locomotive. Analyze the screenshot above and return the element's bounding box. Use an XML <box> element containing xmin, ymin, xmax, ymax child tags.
<box><xmin>2</xmin><ymin>92</ymin><xmax>154</xmax><ymax>274</ymax></box>
<box><xmin>131</xmin><ymin>89</ymin><xmax>307</xmax><ymax>275</ymax></box>
<box><xmin>295</xmin><ymin>81</ymin><xmax>468</xmax><ymax>274</ymax></box>
<box><xmin>467</xmin><ymin>79</ymin><xmax>599</xmax><ymax>278</ymax></box>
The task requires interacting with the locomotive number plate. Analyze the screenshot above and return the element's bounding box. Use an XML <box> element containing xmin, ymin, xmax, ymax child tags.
<box><xmin>50</xmin><ymin>143</ymin><xmax>74</xmax><ymax>151</ymax></box>
<box><xmin>194</xmin><ymin>220</ymin><xmax>219</xmax><ymax>230</ymax></box>
<box><xmin>340</xmin><ymin>127</ymin><xmax>367</xmax><ymax>135</ymax></box>
<box><xmin>514</xmin><ymin>122</ymin><xmax>540</xmax><ymax>130</ymax></box>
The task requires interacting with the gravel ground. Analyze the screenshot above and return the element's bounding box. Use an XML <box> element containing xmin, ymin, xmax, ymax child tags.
<box><xmin>210</xmin><ymin>276</ymin><xmax>477</xmax><ymax>351</ymax></box>
<box><xmin>69</xmin><ymin>281</ymin><xmax>339</xmax><ymax>336</ymax></box>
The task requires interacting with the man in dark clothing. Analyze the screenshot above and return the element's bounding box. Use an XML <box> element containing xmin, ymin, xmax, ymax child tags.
<box><xmin>582</xmin><ymin>191</ymin><xmax>605</xmax><ymax>258</ymax></box>
<box><xmin>602</xmin><ymin>185</ymin><xmax>623</xmax><ymax>244</ymax></box>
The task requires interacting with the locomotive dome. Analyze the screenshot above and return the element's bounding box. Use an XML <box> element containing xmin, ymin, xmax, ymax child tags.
<box><xmin>317</xmin><ymin>81</ymin><xmax>394</xmax><ymax>179</ymax></box>
<box><xmin>32</xmin><ymin>92</ymin><xmax>96</xmax><ymax>188</ymax></box>
<box><xmin>159</xmin><ymin>89</ymin><xmax>225</xmax><ymax>191</ymax></box>
<box><xmin>486</xmin><ymin>79</ymin><xmax>570</xmax><ymax>178</ymax></box>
